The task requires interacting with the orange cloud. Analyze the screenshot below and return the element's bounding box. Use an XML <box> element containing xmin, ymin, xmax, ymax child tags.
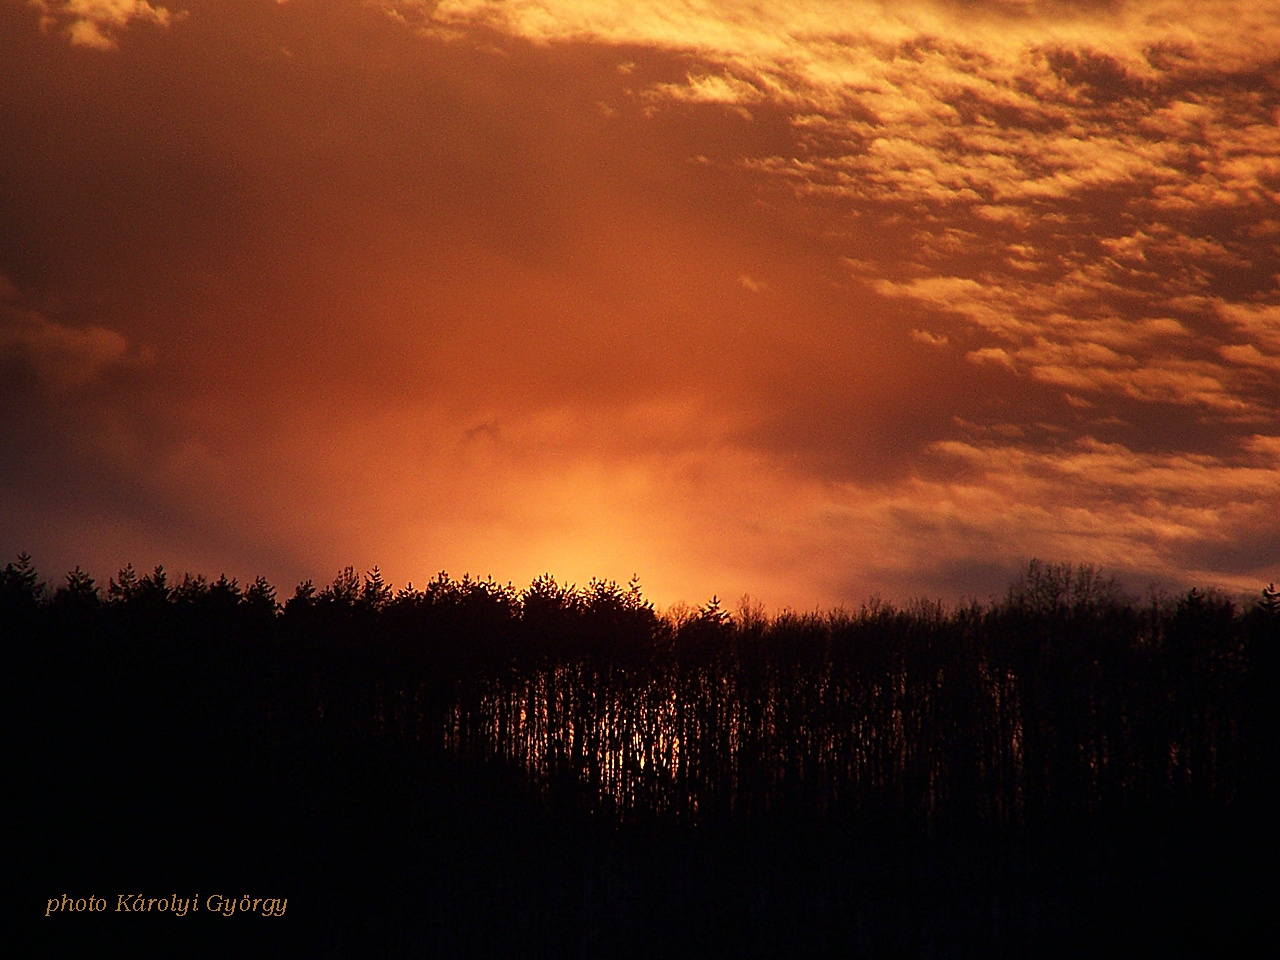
<box><xmin>0</xmin><ymin>304</ymin><xmax>140</xmax><ymax>391</ymax></box>
<box><xmin>30</xmin><ymin>0</ymin><xmax>176</xmax><ymax>49</ymax></box>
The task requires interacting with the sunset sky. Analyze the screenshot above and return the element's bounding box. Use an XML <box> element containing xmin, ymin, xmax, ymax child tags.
<box><xmin>2</xmin><ymin>0</ymin><xmax>1278</xmax><ymax>610</ymax></box>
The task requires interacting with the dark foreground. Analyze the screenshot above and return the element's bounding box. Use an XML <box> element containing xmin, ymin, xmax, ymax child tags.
<box><xmin>11</xmin><ymin>560</ymin><xmax>1280</xmax><ymax>957</ymax></box>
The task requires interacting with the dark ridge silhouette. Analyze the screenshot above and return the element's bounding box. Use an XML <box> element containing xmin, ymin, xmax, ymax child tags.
<box><xmin>11</xmin><ymin>555</ymin><xmax>1278</xmax><ymax>958</ymax></box>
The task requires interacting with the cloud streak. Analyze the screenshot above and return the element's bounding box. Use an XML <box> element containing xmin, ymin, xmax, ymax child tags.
<box><xmin>415</xmin><ymin>1</ymin><xmax>1280</xmax><ymax>415</ymax></box>
<box><xmin>0</xmin><ymin>304</ymin><xmax>141</xmax><ymax>391</ymax></box>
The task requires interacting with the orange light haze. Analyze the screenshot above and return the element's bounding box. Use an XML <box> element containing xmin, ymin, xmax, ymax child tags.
<box><xmin>2</xmin><ymin>0</ymin><xmax>1278</xmax><ymax>608</ymax></box>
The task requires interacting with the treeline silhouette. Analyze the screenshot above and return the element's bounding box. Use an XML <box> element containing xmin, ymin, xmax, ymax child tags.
<box><xmin>12</xmin><ymin>554</ymin><xmax>1278</xmax><ymax>958</ymax></box>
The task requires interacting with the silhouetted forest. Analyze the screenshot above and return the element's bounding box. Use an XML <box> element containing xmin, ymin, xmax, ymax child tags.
<box><xmin>12</xmin><ymin>555</ymin><xmax>1278</xmax><ymax>957</ymax></box>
